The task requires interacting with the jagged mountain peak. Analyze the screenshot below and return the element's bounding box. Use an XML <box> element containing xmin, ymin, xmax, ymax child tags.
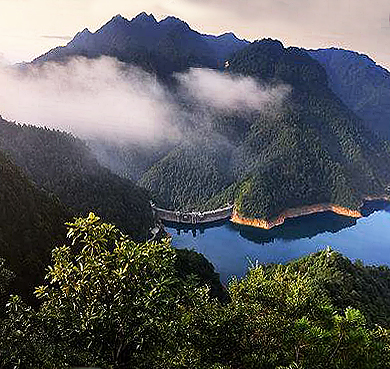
<box><xmin>67</xmin><ymin>27</ymin><xmax>93</xmax><ymax>48</ymax></box>
<box><xmin>73</xmin><ymin>27</ymin><xmax>92</xmax><ymax>40</ymax></box>
<box><xmin>159</xmin><ymin>15</ymin><xmax>190</xmax><ymax>30</ymax></box>
<box><xmin>109</xmin><ymin>14</ymin><xmax>129</xmax><ymax>27</ymax></box>
<box><xmin>77</xmin><ymin>27</ymin><xmax>92</xmax><ymax>36</ymax></box>
<box><xmin>95</xmin><ymin>12</ymin><xmax>159</xmax><ymax>36</ymax></box>
<box><xmin>112</xmin><ymin>14</ymin><xmax>124</xmax><ymax>20</ymax></box>
<box><xmin>111</xmin><ymin>13</ymin><xmax>129</xmax><ymax>23</ymax></box>
<box><xmin>33</xmin><ymin>12</ymin><xmax>249</xmax><ymax>71</ymax></box>
<box><xmin>96</xmin><ymin>13</ymin><xmax>132</xmax><ymax>33</ymax></box>
<box><xmin>219</xmin><ymin>32</ymin><xmax>237</xmax><ymax>39</ymax></box>
<box><xmin>131</xmin><ymin>12</ymin><xmax>158</xmax><ymax>24</ymax></box>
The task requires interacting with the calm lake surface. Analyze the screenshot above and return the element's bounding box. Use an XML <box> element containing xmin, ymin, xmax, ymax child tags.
<box><xmin>166</xmin><ymin>201</ymin><xmax>390</xmax><ymax>282</ymax></box>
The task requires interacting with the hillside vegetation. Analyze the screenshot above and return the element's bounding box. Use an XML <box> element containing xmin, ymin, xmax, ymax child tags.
<box><xmin>1</xmin><ymin>214</ymin><xmax>389</xmax><ymax>368</ymax></box>
<box><xmin>309</xmin><ymin>48</ymin><xmax>390</xmax><ymax>139</ymax></box>
<box><xmin>0</xmin><ymin>150</ymin><xmax>70</xmax><ymax>302</ymax></box>
<box><xmin>139</xmin><ymin>40</ymin><xmax>390</xmax><ymax>220</ymax></box>
<box><xmin>284</xmin><ymin>248</ymin><xmax>390</xmax><ymax>329</ymax></box>
<box><xmin>0</xmin><ymin>116</ymin><xmax>154</xmax><ymax>241</ymax></box>
<box><xmin>30</xmin><ymin>15</ymin><xmax>390</xmax><ymax>221</ymax></box>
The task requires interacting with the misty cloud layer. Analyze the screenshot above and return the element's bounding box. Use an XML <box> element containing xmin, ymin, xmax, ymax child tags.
<box><xmin>177</xmin><ymin>68</ymin><xmax>290</xmax><ymax>112</ymax></box>
<box><xmin>0</xmin><ymin>57</ymin><xmax>289</xmax><ymax>144</ymax></box>
<box><xmin>0</xmin><ymin>57</ymin><xmax>181</xmax><ymax>143</ymax></box>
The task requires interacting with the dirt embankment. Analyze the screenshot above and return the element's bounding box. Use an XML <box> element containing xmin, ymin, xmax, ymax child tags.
<box><xmin>230</xmin><ymin>203</ymin><xmax>362</xmax><ymax>230</ymax></box>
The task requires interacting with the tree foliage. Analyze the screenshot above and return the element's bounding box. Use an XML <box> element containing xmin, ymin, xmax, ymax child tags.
<box><xmin>286</xmin><ymin>248</ymin><xmax>390</xmax><ymax>328</ymax></box>
<box><xmin>0</xmin><ymin>150</ymin><xmax>70</xmax><ymax>303</ymax></box>
<box><xmin>0</xmin><ymin>117</ymin><xmax>154</xmax><ymax>241</ymax></box>
<box><xmin>1</xmin><ymin>215</ymin><xmax>389</xmax><ymax>368</ymax></box>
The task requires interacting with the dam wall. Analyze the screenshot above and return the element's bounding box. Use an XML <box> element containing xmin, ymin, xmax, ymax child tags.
<box><xmin>151</xmin><ymin>203</ymin><xmax>234</xmax><ymax>225</ymax></box>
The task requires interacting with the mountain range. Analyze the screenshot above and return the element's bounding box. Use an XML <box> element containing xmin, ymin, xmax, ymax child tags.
<box><xmin>2</xmin><ymin>13</ymin><xmax>390</xmax><ymax>367</ymax></box>
<box><xmin>139</xmin><ymin>39</ymin><xmax>390</xmax><ymax>220</ymax></box>
<box><xmin>34</xmin><ymin>12</ymin><xmax>249</xmax><ymax>78</ymax></box>
<box><xmin>27</xmin><ymin>13</ymin><xmax>390</xmax><ymax>223</ymax></box>
<box><xmin>35</xmin><ymin>12</ymin><xmax>390</xmax><ymax>140</ymax></box>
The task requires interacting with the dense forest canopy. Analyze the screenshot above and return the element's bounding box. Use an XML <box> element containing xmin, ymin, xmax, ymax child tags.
<box><xmin>0</xmin><ymin>116</ymin><xmax>154</xmax><ymax>241</ymax></box>
<box><xmin>137</xmin><ymin>39</ymin><xmax>390</xmax><ymax>220</ymax></box>
<box><xmin>309</xmin><ymin>48</ymin><xmax>390</xmax><ymax>139</ymax></box>
<box><xmin>0</xmin><ymin>150</ymin><xmax>70</xmax><ymax>302</ymax></box>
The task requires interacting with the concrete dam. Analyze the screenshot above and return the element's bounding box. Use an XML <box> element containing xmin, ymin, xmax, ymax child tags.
<box><xmin>151</xmin><ymin>203</ymin><xmax>234</xmax><ymax>225</ymax></box>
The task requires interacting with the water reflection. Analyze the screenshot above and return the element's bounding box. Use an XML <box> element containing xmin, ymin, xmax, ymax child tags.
<box><xmin>360</xmin><ymin>200</ymin><xmax>390</xmax><ymax>216</ymax></box>
<box><xmin>165</xmin><ymin>200</ymin><xmax>390</xmax><ymax>245</ymax></box>
<box><xmin>164</xmin><ymin>212</ymin><xmax>358</xmax><ymax>245</ymax></box>
<box><xmin>166</xmin><ymin>202</ymin><xmax>390</xmax><ymax>282</ymax></box>
<box><xmin>231</xmin><ymin>212</ymin><xmax>358</xmax><ymax>244</ymax></box>
<box><xmin>163</xmin><ymin>219</ymin><xmax>229</xmax><ymax>238</ymax></box>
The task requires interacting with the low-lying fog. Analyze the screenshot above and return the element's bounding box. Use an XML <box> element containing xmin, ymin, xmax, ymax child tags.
<box><xmin>0</xmin><ymin>56</ymin><xmax>290</xmax><ymax>145</ymax></box>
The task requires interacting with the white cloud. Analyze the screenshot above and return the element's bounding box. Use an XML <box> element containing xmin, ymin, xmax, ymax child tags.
<box><xmin>177</xmin><ymin>68</ymin><xmax>290</xmax><ymax>112</ymax></box>
<box><xmin>0</xmin><ymin>58</ymin><xmax>290</xmax><ymax>145</ymax></box>
<box><xmin>0</xmin><ymin>56</ymin><xmax>181</xmax><ymax>143</ymax></box>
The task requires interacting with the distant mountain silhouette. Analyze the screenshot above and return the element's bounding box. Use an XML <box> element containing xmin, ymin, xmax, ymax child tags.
<box><xmin>308</xmin><ymin>48</ymin><xmax>390</xmax><ymax>139</ymax></box>
<box><xmin>33</xmin><ymin>12</ymin><xmax>248</xmax><ymax>76</ymax></box>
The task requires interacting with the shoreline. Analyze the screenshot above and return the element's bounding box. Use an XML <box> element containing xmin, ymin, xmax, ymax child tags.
<box><xmin>229</xmin><ymin>197</ymin><xmax>390</xmax><ymax>230</ymax></box>
<box><xmin>157</xmin><ymin>195</ymin><xmax>390</xmax><ymax>231</ymax></box>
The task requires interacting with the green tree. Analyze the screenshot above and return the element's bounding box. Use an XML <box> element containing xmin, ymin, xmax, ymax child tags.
<box><xmin>1</xmin><ymin>216</ymin><xmax>389</xmax><ymax>369</ymax></box>
<box><xmin>206</xmin><ymin>262</ymin><xmax>390</xmax><ymax>368</ymax></box>
<box><xmin>1</xmin><ymin>213</ymin><xmax>212</xmax><ymax>368</ymax></box>
<box><xmin>0</xmin><ymin>258</ymin><xmax>14</xmax><ymax>316</ymax></box>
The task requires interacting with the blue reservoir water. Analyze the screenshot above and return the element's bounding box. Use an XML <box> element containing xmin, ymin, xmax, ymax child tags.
<box><xmin>166</xmin><ymin>202</ymin><xmax>390</xmax><ymax>282</ymax></box>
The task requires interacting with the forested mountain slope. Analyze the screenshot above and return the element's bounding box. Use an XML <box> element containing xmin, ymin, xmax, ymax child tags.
<box><xmin>140</xmin><ymin>40</ymin><xmax>390</xmax><ymax>220</ymax></box>
<box><xmin>0</xmin><ymin>150</ymin><xmax>70</xmax><ymax>301</ymax></box>
<box><xmin>0</xmin><ymin>116</ymin><xmax>154</xmax><ymax>241</ymax></box>
<box><xmin>286</xmin><ymin>248</ymin><xmax>390</xmax><ymax>328</ymax></box>
<box><xmin>28</xmin><ymin>24</ymin><xmax>390</xmax><ymax>222</ymax></box>
<box><xmin>308</xmin><ymin>48</ymin><xmax>390</xmax><ymax>139</ymax></box>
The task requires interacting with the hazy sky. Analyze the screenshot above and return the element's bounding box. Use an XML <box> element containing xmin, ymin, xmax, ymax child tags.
<box><xmin>0</xmin><ymin>0</ymin><xmax>389</xmax><ymax>69</ymax></box>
